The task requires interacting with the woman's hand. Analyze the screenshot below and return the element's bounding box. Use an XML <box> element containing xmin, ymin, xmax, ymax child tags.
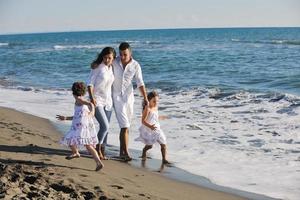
<box><xmin>89</xmin><ymin>102</ymin><xmax>95</xmax><ymax>116</ymax></box>
<box><xmin>91</xmin><ymin>98</ymin><xmax>97</xmax><ymax>106</ymax></box>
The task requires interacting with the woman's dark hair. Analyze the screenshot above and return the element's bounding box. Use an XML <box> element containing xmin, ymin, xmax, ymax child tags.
<box><xmin>72</xmin><ymin>82</ymin><xmax>86</xmax><ymax>96</ymax></box>
<box><xmin>90</xmin><ymin>47</ymin><xmax>116</xmax><ymax>69</ymax></box>
<box><xmin>143</xmin><ymin>91</ymin><xmax>159</xmax><ymax>110</ymax></box>
<box><xmin>119</xmin><ymin>42</ymin><xmax>131</xmax><ymax>51</ymax></box>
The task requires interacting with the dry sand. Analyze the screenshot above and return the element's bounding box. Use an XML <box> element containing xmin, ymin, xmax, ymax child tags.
<box><xmin>0</xmin><ymin>107</ymin><xmax>247</xmax><ymax>200</ymax></box>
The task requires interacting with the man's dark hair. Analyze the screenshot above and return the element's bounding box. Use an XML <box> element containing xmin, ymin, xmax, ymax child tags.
<box><xmin>119</xmin><ymin>42</ymin><xmax>131</xmax><ymax>51</ymax></box>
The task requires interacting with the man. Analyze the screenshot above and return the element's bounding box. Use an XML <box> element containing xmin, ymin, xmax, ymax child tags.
<box><xmin>112</xmin><ymin>42</ymin><xmax>148</xmax><ymax>161</ymax></box>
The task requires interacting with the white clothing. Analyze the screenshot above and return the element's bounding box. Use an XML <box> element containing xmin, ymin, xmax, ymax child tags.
<box><xmin>61</xmin><ymin>105</ymin><xmax>98</xmax><ymax>149</ymax></box>
<box><xmin>87</xmin><ymin>63</ymin><xmax>114</xmax><ymax>111</ymax></box>
<box><xmin>112</xmin><ymin>57</ymin><xmax>145</xmax><ymax>128</ymax></box>
<box><xmin>135</xmin><ymin>110</ymin><xmax>167</xmax><ymax>145</ymax></box>
<box><xmin>113</xmin><ymin>93</ymin><xmax>134</xmax><ymax>128</ymax></box>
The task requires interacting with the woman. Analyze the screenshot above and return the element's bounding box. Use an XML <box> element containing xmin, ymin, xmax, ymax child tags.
<box><xmin>87</xmin><ymin>47</ymin><xmax>116</xmax><ymax>159</ymax></box>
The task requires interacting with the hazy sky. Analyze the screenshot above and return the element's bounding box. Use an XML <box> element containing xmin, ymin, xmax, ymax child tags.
<box><xmin>0</xmin><ymin>0</ymin><xmax>299</xmax><ymax>34</ymax></box>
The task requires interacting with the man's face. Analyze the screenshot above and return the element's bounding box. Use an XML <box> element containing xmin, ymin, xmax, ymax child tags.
<box><xmin>120</xmin><ymin>49</ymin><xmax>132</xmax><ymax>65</ymax></box>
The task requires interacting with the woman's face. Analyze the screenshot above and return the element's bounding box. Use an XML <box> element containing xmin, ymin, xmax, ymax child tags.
<box><xmin>149</xmin><ymin>96</ymin><xmax>159</xmax><ymax>108</ymax></box>
<box><xmin>103</xmin><ymin>53</ymin><xmax>114</xmax><ymax>66</ymax></box>
<box><xmin>120</xmin><ymin>49</ymin><xmax>132</xmax><ymax>66</ymax></box>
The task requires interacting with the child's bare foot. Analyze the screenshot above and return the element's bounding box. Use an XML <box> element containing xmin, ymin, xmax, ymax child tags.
<box><xmin>65</xmin><ymin>153</ymin><xmax>80</xmax><ymax>160</ymax></box>
<box><xmin>141</xmin><ymin>156</ymin><xmax>146</xmax><ymax>161</ymax></box>
<box><xmin>95</xmin><ymin>162</ymin><xmax>104</xmax><ymax>171</ymax></box>
<box><xmin>141</xmin><ymin>150</ymin><xmax>147</xmax><ymax>161</ymax></box>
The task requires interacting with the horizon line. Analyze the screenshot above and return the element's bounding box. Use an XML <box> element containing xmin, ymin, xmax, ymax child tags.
<box><xmin>1</xmin><ymin>26</ymin><xmax>300</xmax><ymax>36</ymax></box>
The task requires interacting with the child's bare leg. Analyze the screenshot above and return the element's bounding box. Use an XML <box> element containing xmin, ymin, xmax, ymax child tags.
<box><xmin>85</xmin><ymin>145</ymin><xmax>104</xmax><ymax>171</ymax></box>
<box><xmin>160</xmin><ymin>144</ymin><xmax>170</xmax><ymax>164</ymax></box>
<box><xmin>142</xmin><ymin>145</ymin><xmax>152</xmax><ymax>161</ymax></box>
<box><xmin>70</xmin><ymin>145</ymin><xmax>79</xmax><ymax>154</ymax></box>
<box><xmin>66</xmin><ymin>145</ymin><xmax>80</xmax><ymax>160</ymax></box>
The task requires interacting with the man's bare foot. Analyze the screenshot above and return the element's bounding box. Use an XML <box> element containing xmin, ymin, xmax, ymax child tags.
<box><xmin>162</xmin><ymin>159</ymin><xmax>171</xmax><ymax>165</ymax></box>
<box><xmin>65</xmin><ymin>153</ymin><xmax>80</xmax><ymax>160</ymax></box>
<box><xmin>120</xmin><ymin>155</ymin><xmax>132</xmax><ymax>162</ymax></box>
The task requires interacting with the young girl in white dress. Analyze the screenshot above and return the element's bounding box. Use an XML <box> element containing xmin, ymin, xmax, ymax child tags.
<box><xmin>56</xmin><ymin>81</ymin><xmax>103</xmax><ymax>171</ymax></box>
<box><xmin>135</xmin><ymin>91</ymin><xmax>170</xmax><ymax>164</ymax></box>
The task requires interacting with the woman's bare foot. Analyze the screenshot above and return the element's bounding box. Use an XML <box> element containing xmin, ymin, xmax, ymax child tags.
<box><xmin>101</xmin><ymin>156</ymin><xmax>109</xmax><ymax>160</ymax></box>
<box><xmin>65</xmin><ymin>153</ymin><xmax>80</xmax><ymax>160</ymax></box>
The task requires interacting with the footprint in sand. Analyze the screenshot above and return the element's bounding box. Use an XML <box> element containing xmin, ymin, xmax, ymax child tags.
<box><xmin>68</xmin><ymin>178</ymin><xmax>75</xmax><ymax>183</ymax></box>
<box><xmin>14</xmin><ymin>136</ymin><xmax>22</xmax><ymax>141</ymax></box>
<box><xmin>40</xmin><ymin>158</ymin><xmax>51</xmax><ymax>161</ymax></box>
<box><xmin>24</xmin><ymin>131</ymin><xmax>34</xmax><ymax>135</ymax></box>
<box><xmin>94</xmin><ymin>186</ymin><xmax>103</xmax><ymax>193</ymax></box>
<box><xmin>110</xmin><ymin>185</ymin><xmax>123</xmax><ymax>189</ymax></box>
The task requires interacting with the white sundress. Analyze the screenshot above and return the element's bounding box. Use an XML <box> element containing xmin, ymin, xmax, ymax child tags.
<box><xmin>61</xmin><ymin>104</ymin><xmax>98</xmax><ymax>148</ymax></box>
<box><xmin>135</xmin><ymin>110</ymin><xmax>167</xmax><ymax>145</ymax></box>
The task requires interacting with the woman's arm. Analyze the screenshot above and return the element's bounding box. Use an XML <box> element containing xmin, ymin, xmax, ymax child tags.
<box><xmin>88</xmin><ymin>103</ymin><xmax>95</xmax><ymax>117</ymax></box>
<box><xmin>87</xmin><ymin>86</ymin><xmax>97</xmax><ymax>106</ymax></box>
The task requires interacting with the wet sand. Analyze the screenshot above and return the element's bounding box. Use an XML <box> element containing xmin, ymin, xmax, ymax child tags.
<box><xmin>0</xmin><ymin>106</ymin><xmax>250</xmax><ymax>199</ymax></box>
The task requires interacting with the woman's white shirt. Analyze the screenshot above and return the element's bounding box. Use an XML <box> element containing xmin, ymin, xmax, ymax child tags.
<box><xmin>87</xmin><ymin>63</ymin><xmax>114</xmax><ymax>110</ymax></box>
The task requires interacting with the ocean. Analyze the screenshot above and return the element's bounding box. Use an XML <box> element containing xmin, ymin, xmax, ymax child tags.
<box><xmin>0</xmin><ymin>27</ymin><xmax>299</xmax><ymax>200</ymax></box>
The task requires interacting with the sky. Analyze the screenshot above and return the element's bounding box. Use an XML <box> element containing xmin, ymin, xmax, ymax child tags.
<box><xmin>0</xmin><ymin>0</ymin><xmax>300</xmax><ymax>34</ymax></box>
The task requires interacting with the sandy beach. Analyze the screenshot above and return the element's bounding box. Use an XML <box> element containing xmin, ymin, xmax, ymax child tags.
<box><xmin>0</xmin><ymin>106</ymin><xmax>250</xmax><ymax>200</ymax></box>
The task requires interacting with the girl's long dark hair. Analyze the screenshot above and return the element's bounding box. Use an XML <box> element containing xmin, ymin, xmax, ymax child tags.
<box><xmin>90</xmin><ymin>47</ymin><xmax>116</xmax><ymax>69</ymax></box>
<box><xmin>143</xmin><ymin>91</ymin><xmax>159</xmax><ymax>110</ymax></box>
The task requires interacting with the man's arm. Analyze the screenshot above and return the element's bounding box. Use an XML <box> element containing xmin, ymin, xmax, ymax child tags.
<box><xmin>139</xmin><ymin>85</ymin><xmax>148</xmax><ymax>105</ymax></box>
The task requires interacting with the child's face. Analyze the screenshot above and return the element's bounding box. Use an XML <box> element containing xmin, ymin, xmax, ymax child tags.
<box><xmin>103</xmin><ymin>53</ymin><xmax>114</xmax><ymax>66</ymax></box>
<box><xmin>149</xmin><ymin>96</ymin><xmax>159</xmax><ymax>108</ymax></box>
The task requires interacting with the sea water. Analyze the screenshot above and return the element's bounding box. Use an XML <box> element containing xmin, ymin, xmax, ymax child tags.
<box><xmin>0</xmin><ymin>28</ymin><xmax>300</xmax><ymax>200</ymax></box>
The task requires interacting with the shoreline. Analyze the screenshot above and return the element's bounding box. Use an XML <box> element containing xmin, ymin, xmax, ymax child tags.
<box><xmin>0</xmin><ymin>106</ymin><xmax>278</xmax><ymax>200</ymax></box>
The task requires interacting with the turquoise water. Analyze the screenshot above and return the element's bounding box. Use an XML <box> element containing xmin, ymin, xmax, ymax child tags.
<box><xmin>1</xmin><ymin>27</ymin><xmax>300</xmax><ymax>95</ymax></box>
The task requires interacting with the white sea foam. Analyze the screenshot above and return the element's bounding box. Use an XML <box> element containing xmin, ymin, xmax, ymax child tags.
<box><xmin>53</xmin><ymin>44</ymin><xmax>107</xmax><ymax>50</ymax></box>
<box><xmin>0</xmin><ymin>87</ymin><xmax>299</xmax><ymax>200</ymax></box>
<box><xmin>0</xmin><ymin>42</ymin><xmax>9</xmax><ymax>46</ymax></box>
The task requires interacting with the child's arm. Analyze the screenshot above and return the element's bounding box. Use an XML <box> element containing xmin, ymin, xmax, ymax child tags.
<box><xmin>56</xmin><ymin>115</ymin><xmax>73</xmax><ymax>121</ymax></box>
<box><xmin>75</xmin><ymin>96</ymin><xmax>92</xmax><ymax>106</ymax></box>
<box><xmin>141</xmin><ymin>106</ymin><xmax>157</xmax><ymax>130</ymax></box>
<box><xmin>159</xmin><ymin>115</ymin><xmax>168</xmax><ymax>120</ymax></box>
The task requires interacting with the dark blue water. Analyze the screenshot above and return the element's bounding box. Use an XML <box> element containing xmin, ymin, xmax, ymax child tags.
<box><xmin>0</xmin><ymin>28</ymin><xmax>300</xmax><ymax>95</ymax></box>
